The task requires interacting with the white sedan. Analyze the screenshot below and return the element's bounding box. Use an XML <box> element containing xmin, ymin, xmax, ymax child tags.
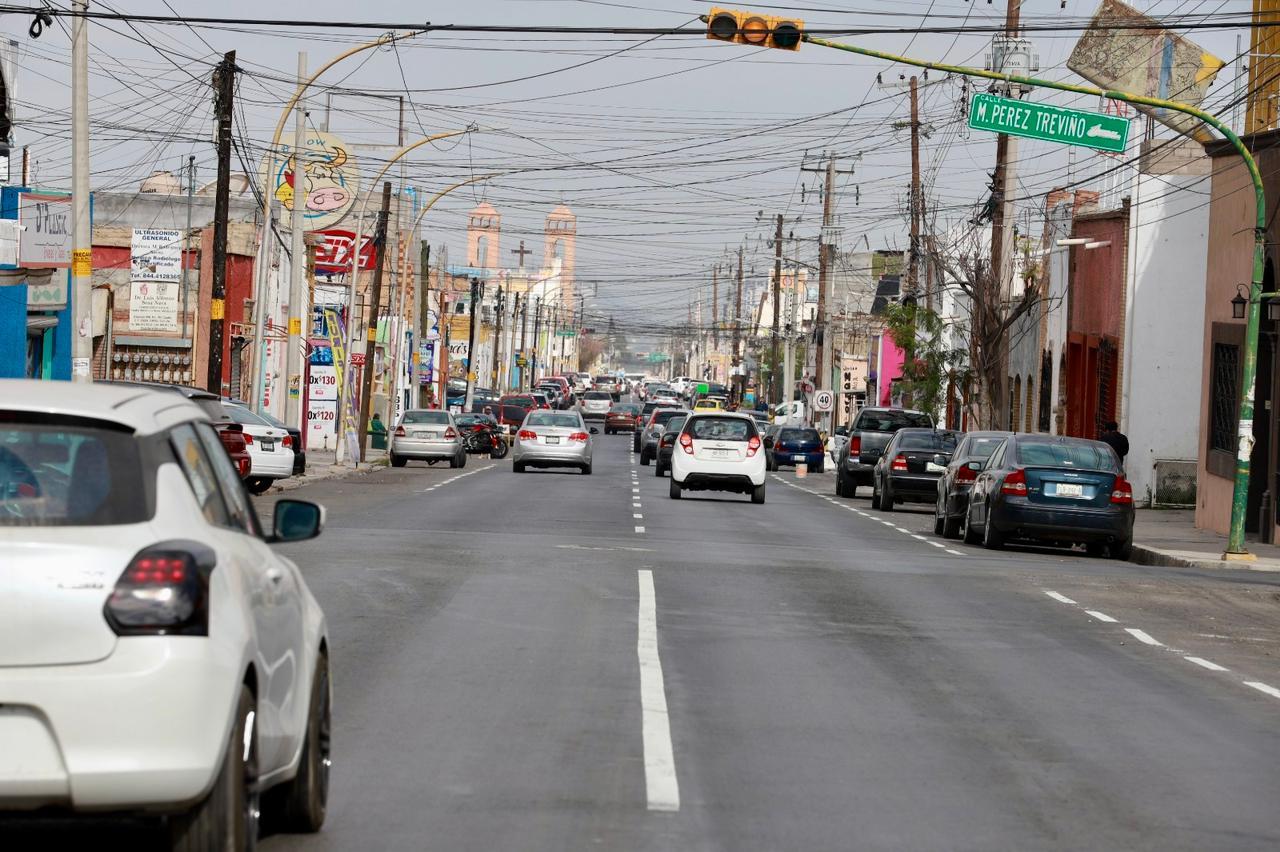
<box><xmin>0</xmin><ymin>380</ymin><xmax>331</xmax><ymax>850</ymax></box>
<box><xmin>224</xmin><ymin>401</ymin><xmax>297</xmax><ymax>494</ymax></box>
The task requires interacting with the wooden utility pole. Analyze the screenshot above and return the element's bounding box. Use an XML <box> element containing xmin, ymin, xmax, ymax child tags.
<box><xmin>438</xmin><ymin>289</ymin><xmax>448</xmax><ymax>407</ymax></box>
<box><xmin>906</xmin><ymin>75</ymin><xmax>921</xmax><ymax>300</ymax></box>
<box><xmin>491</xmin><ymin>285</ymin><xmax>504</xmax><ymax>391</ymax></box>
<box><xmin>464</xmin><ymin>276</ymin><xmax>482</xmax><ymax>411</ymax></box>
<box><xmin>987</xmin><ymin>0</ymin><xmax>1021</xmax><ymax>428</ymax></box>
<box><xmin>205</xmin><ymin>50</ymin><xmax>235</xmax><ymax>393</ymax></box>
<box><xmin>771</xmin><ymin>213</ymin><xmax>783</xmax><ymax>403</ymax></box>
<box><xmin>519</xmin><ymin>294</ymin><xmax>529</xmax><ymax>389</ymax></box>
<box><xmin>357</xmin><ymin>181</ymin><xmax>391</xmax><ymax>462</ymax></box>
<box><xmin>816</xmin><ymin>157</ymin><xmax>835</xmax><ymax>391</ymax></box>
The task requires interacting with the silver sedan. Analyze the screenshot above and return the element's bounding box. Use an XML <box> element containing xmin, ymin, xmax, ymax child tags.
<box><xmin>512</xmin><ymin>410</ymin><xmax>596</xmax><ymax>474</ymax></box>
<box><xmin>391</xmin><ymin>409</ymin><xmax>466</xmax><ymax>468</ymax></box>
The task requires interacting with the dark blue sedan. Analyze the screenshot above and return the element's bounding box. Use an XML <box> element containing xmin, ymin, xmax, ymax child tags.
<box><xmin>766</xmin><ymin>426</ymin><xmax>825</xmax><ymax>472</ymax></box>
<box><xmin>962</xmin><ymin>435</ymin><xmax>1134</xmax><ymax>559</ymax></box>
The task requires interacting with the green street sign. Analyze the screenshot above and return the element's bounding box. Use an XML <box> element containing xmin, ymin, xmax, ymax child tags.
<box><xmin>555</xmin><ymin>329</ymin><xmax>576</xmax><ymax>338</ymax></box>
<box><xmin>967</xmin><ymin>93</ymin><xmax>1129</xmax><ymax>153</ymax></box>
<box><xmin>696</xmin><ymin>382</ymin><xmax>709</xmax><ymax>395</ymax></box>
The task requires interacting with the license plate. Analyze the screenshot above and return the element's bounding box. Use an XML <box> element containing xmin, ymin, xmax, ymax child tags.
<box><xmin>793</xmin><ymin>454</ymin><xmax>806</xmax><ymax>462</ymax></box>
<box><xmin>926</xmin><ymin>461</ymin><xmax>947</xmax><ymax>474</ymax></box>
<box><xmin>261</xmin><ymin>440</ymin><xmax>275</xmax><ymax>452</ymax></box>
<box><xmin>1054</xmin><ymin>482</ymin><xmax>1085</xmax><ymax>498</ymax></box>
<box><xmin>546</xmin><ymin>436</ymin><xmax>560</xmax><ymax>445</ymax></box>
<box><xmin>710</xmin><ymin>449</ymin><xmax>733</xmax><ymax>459</ymax></box>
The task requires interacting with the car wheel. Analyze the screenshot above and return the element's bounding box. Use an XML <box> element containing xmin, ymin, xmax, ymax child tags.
<box><xmin>247</xmin><ymin>478</ymin><xmax>272</xmax><ymax>495</ymax></box>
<box><xmin>941</xmin><ymin>501</ymin><xmax>962</xmax><ymax>539</ymax></box>
<box><xmin>870</xmin><ymin>480</ymin><xmax>881</xmax><ymax>510</ymax></box>
<box><xmin>390</xmin><ymin>453</ymin><xmax>407</xmax><ymax>468</ymax></box>
<box><xmin>170</xmin><ymin>684</ymin><xmax>258</xmax><ymax>852</ymax></box>
<box><xmin>835</xmin><ymin>472</ymin><xmax>849</xmax><ymax>498</ymax></box>
<box><xmin>513</xmin><ymin>462</ymin><xmax>526</xmax><ymax>473</ymax></box>
<box><xmin>669</xmin><ymin>478</ymin><xmax>682</xmax><ymax>500</ymax></box>
<box><xmin>982</xmin><ymin>509</ymin><xmax>1005</xmax><ymax>550</ymax></box>
<box><xmin>655</xmin><ymin>461</ymin><xmax>665</xmax><ymax>477</ymax></box>
<box><xmin>881</xmin><ymin>481</ymin><xmax>895</xmax><ymax>513</ymax></box>
<box><xmin>933</xmin><ymin>500</ymin><xmax>946</xmax><ymax>536</ymax></box>
<box><xmin>267</xmin><ymin>654</ymin><xmax>330</xmax><ymax>833</ymax></box>
<box><xmin>961</xmin><ymin>506</ymin><xmax>981</xmax><ymax>544</ymax></box>
<box><xmin>1111</xmin><ymin>538</ymin><xmax>1133</xmax><ymax>560</ymax></box>
<box><xmin>640</xmin><ymin>449</ymin><xmax>650</xmax><ymax>466</ymax></box>
<box><xmin>582</xmin><ymin>462</ymin><xmax>593</xmax><ymax>475</ymax></box>
<box><xmin>814</xmin><ymin>459</ymin><xmax>824</xmax><ymax>474</ymax></box>
<box><xmin>751</xmin><ymin>483</ymin><xmax>766</xmax><ymax>504</ymax></box>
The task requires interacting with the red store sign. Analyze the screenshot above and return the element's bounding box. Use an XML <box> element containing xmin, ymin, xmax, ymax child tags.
<box><xmin>314</xmin><ymin>229</ymin><xmax>376</xmax><ymax>274</ymax></box>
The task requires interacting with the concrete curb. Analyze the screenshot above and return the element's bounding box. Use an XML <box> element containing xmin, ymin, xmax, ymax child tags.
<box><xmin>267</xmin><ymin>458</ymin><xmax>389</xmax><ymax>494</ymax></box>
<box><xmin>1129</xmin><ymin>543</ymin><xmax>1280</xmax><ymax>573</ymax></box>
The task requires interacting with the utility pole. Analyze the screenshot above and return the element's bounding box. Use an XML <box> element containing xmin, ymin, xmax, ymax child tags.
<box><xmin>357</xmin><ymin>182</ymin><xmax>391</xmax><ymax>463</ymax></box>
<box><xmin>988</xmin><ymin>0</ymin><xmax>1022</xmax><ymax>429</ymax></box>
<box><xmin>532</xmin><ymin>297</ymin><xmax>542</xmax><ymax>381</ymax></box>
<box><xmin>733</xmin><ymin>246</ymin><xmax>744</xmax><ymax>402</ymax></box>
<box><xmin>206</xmin><ymin>50</ymin><xmax>236</xmax><ymax>394</ymax></box>
<box><xmin>518</xmin><ymin>293</ymin><xmax>529</xmax><ymax>389</ymax></box>
<box><xmin>906</xmin><ymin>74</ymin><xmax>921</xmax><ymax>300</ymax></box>
<box><xmin>464</xmin><ymin>276</ymin><xmax>482</xmax><ymax>412</ymax></box>
<box><xmin>491</xmin><ymin>285</ymin><xmax>504</xmax><ymax>391</ymax></box>
<box><xmin>284</xmin><ymin>51</ymin><xmax>308</xmax><ymax>429</ymax></box>
<box><xmin>711</xmin><ymin>265</ymin><xmax>720</xmax><ymax>351</ymax></box>
<box><xmin>69</xmin><ymin>0</ymin><xmax>92</xmax><ymax>381</ymax></box>
<box><xmin>772</xmin><ymin>214</ymin><xmax>783</xmax><ymax>403</ymax></box>
<box><xmin>416</xmin><ymin>242</ymin><xmax>431</xmax><ymax>406</ymax></box>
<box><xmin>815</xmin><ymin>158</ymin><xmax>835</xmax><ymax>392</ymax></box>
<box><xmin>784</xmin><ymin>235</ymin><xmax>800</xmax><ymax>412</ymax></box>
<box><xmin>438</xmin><ymin>288</ymin><xmax>448</xmax><ymax>407</ymax></box>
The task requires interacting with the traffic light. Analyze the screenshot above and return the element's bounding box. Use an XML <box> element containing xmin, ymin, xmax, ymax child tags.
<box><xmin>706</xmin><ymin>7</ymin><xmax>803</xmax><ymax>51</ymax></box>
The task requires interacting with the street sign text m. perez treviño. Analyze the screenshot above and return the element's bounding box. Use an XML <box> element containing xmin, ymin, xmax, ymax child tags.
<box><xmin>967</xmin><ymin>92</ymin><xmax>1130</xmax><ymax>153</ymax></box>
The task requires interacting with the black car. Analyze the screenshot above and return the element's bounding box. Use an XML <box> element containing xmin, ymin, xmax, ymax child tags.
<box><xmin>962</xmin><ymin>435</ymin><xmax>1134</xmax><ymax>558</ymax></box>
<box><xmin>653</xmin><ymin>415</ymin><xmax>688</xmax><ymax>478</ymax></box>
<box><xmin>766</xmin><ymin>426</ymin><xmax>825</xmax><ymax>472</ymax></box>
<box><xmin>469</xmin><ymin>387</ymin><xmax>499</xmax><ymax>414</ymax></box>
<box><xmin>934</xmin><ymin>431</ymin><xmax>1012</xmax><ymax>538</ymax></box>
<box><xmin>871</xmin><ymin>428</ymin><xmax>960</xmax><ymax>511</ymax></box>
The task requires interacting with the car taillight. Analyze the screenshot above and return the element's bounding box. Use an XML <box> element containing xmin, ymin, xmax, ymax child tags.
<box><xmin>518</xmin><ymin>429</ymin><xmax>537</xmax><ymax>440</ymax></box>
<box><xmin>239</xmin><ymin>457</ymin><xmax>251</xmax><ymax>478</ymax></box>
<box><xmin>104</xmin><ymin>543</ymin><xmax>214</xmax><ymax>636</ymax></box>
<box><xmin>956</xmin><ymin>464</ymin><xmax>977</xmax><ymax>483</ymax></box>
<box><xmin>661</xmin><ymin>435</ymin><xmax>674</xmax><ymax>447</ymax></box>
<box><xmin>891</xmin><ymin>455</ymin><xmax>908</xmax><ymax>471</ymax></box>
<box><xmin>1001</xmin><ymin>468</ymin><xmax>1028</xmax><ymax>496</ymax></box>
<box><xmin>444</xmin><ymin>427</ymin><xmax>457</xmax><ymax>439</ymax></box>
<box><xmin>282</xmin><ymin>435</ymin><xmax>293</xmax><ymax>448</ymax></box>
<box><xmin>747</xmin><ymin>435</ymin><xmax>762</xmax><ymax>457</ymax></box>
<box><xmin>679</xmin><ymin>433</ymin><xmax>694</xmax><ymax>455</ymax></box>
<box><xmin>242</xmin><ymin>432</ymin><xmax>254</xmax><ymax>444</ymax></box>
<box><xmin>569</xmin><ymin>431</ymin><xmax>589</xmax><ymax>442</ymax></box>
<box><xmin>1111</xmin><ymin>476</ymin><xmax>1134</xmax><ymax>504</ymax></box>
<box><xmin>849</xmin><ymin>436</ymin><xmax>861</xmax><ymax>459</ymax></box>
<box><xmin>395</xmin><ymin>425</ymin><xmax>406</xmax><ymax>436</ymax></box>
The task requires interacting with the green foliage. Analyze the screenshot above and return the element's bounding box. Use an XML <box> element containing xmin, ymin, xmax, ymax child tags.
<box><xmin>883</xmin><ymin>302</ymin><xmax>961</xmax><ymax>417</ymax></box>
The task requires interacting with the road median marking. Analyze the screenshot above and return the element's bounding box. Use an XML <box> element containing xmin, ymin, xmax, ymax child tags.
<box><xmin>1044</xmin><ymin>591</ymin><xmax>1077</xmax><ymax>605</ymax></box>
<box><xmin>1243</xmin><ymin>681</ymin><xmax>1280</xmax><ymax>700</ymax></box>
<box><xmin>1085</xmin><ymin>610</ymin><xmax>1118</xmax><ymax>623</ymax></box>
<box><xmin>1125</xmin><ymin>628</ymin><xmax>1163</xmax><ymax>647</ymax></box>
<box><xmin>1185</xmin><ymin>656</ymin><xmax>1229</xmax><ymax>672</ymax></box>
<box><xmin>637</xmin><ymin>570</ymin><xmax>680</xmax><ymax>812</ymax></box>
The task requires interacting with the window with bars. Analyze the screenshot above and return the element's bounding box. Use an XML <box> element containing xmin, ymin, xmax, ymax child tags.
<box><xmin>1207</xmin><ymin>339</ymin><xmax>1242</xmax><ymax>480</ymax></box>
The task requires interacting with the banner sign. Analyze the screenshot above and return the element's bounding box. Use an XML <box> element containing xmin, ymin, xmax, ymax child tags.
<box><xmin>17</xmin><ymin>191</ymin><xmax>72</xmax><ymax>268</ymax></box>
<box><xmin>129</xmin><ymin>279</ymin><xmax>179</xmax><ymax>332</ymax></box>
<box><xmin>324</xmin><ymin>309</ymin><xmax>362</xmax><ymax>462</ymax></box>
<box><xmin>314</xmin><ymin>229</ymin><xmax>376</xmax><ymax>274</ymax></box>
<box><xmin>130</xmin><ymin>228</ymin><xmax>183</xmax><ymax>282</ymax></box>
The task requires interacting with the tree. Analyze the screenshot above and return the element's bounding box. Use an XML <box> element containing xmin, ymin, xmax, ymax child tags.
<box><xmin>924</xmin><ymin>225</ymin><xmax>1044</xmax><ymax>430</ymax></box>
<box><xmin>882</xmin><ymin>301</ymin><xmax>962</xmax><ymax>420</ymax></box>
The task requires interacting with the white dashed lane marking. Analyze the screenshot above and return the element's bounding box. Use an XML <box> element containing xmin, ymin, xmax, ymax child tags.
<box><xmin>415</xmin><ymin>463</ymin><xmax>495</xmax><ymax>492</ymax></box>
<box><xmin>1186</xmin><ymin>656</ymin><xmax>1229</xmax><ymax>672</ymax></box>
<box><xmin>635</xmin><ymin>526</ymin><xmax>646</xmax><ymax>534</ymax></box>
<box><xmin>1044</xmin><ymin>591</ymin><xmax>1077</xmax><ymax>605</ymax></box>
<box><xmin>1085</xmin><ymin>610</ymin><xmax>1118</xmax><ymax>623</ymax></box>
<box><xmin>1125</xmin><ymin>628</ymin><xmax>1163</xmax><ymax>647</ymax></box>
<box><xmin>1244</xmin><ymin>681</ymin><xmax>1280</xmax><ymax>700</ymax></box>
<box><xmin>636</xmin><ymin>570</ymin><xmax>679</xmax><ymax>811</ymax></box>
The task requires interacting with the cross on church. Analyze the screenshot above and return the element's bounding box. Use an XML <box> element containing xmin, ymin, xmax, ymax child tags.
<box><xmin>511</xmin><ymin>240</ymin><xmax>531</xmax><ymax>268</ymax></box>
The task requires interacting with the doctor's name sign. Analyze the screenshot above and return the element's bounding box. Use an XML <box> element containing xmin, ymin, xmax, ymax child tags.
<box><xmin>967</xmin><ymin>93</ymin><xmax>1130</xmax><ymax>154</ymax></box>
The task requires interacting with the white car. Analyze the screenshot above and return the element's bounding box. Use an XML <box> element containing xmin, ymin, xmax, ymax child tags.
<box><xmin>0</xmin><ymin>380</ymin><xmax>331</xmax><ymax>849</ymax></box>
<box><xmin>224</xmin><ymin>401</ymin><xmax>297</xmax><ymax>494</ymax></box>
<box><xmin>669</xmin><ymin>412</ymin><xmax>768</xmax><ymax>504</ymax></box>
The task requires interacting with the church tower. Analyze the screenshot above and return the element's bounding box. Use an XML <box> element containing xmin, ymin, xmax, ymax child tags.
<box><xmin>544</xmin><ymin>204</ymin><xmax>576</xmax><ymax>304</ymax></box>
<box><xmin>467</xmin><ymin>202</ymin><xmax>501</xmax><ymax>270</ymax></box>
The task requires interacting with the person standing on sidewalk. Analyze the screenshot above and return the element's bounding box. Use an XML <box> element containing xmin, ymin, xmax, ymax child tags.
<box><xmin>1099</xmin><ymin>420</ymin><xmax>1129</xmax><ymax>465</ymax></box>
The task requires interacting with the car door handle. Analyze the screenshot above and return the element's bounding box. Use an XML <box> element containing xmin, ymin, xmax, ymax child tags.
<box><xmin>266</xmin><ymin>567</ymin><xmax>286</xmax><ymax>586</ymax></box>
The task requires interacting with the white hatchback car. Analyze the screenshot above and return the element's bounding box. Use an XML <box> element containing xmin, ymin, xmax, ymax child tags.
<box><xmin>0</xmin><ymin>380</ymin><xmax>331</xmax><ymax>850</ymax></box>
<box><xmin>669</xmin><ymin>412</ymin><xmax>767</xmax><ymax>503</ymax></box>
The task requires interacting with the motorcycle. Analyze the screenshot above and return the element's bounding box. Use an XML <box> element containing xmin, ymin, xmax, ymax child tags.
<box><xmin>463</xmin><ymin>423</ymin><xmax>510</xmax><ymax>459</ymax></box>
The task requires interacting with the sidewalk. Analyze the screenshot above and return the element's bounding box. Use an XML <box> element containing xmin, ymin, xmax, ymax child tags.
<box><xmin>1131</xmin><ymin>509</ymin><xmax>1280</xmax><ymax>573</ymax></box>
<box><xmin>266</xmin><ymin>446</ymin><xmax>388</xmax><ymax>494</ymax></box>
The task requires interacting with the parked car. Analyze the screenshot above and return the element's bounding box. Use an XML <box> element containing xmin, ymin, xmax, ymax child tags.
<box><xmin>390</xmin><ymin>409</ymin><xmax>466</xmax><ymax>468</ymax></box>
<box><xmin>538</xmin><ymin>376</ymin><xmax>575</xmax><ymax>408</ymax></box>
<box><xmin>639</xmin><ymin>408</ymin><xmax>690</xmax><ymax>466</ymax></box>
<box><xmin>469</xmin><ymin>387</ymin><xmax>499</xmax><ymax>415</ymax></box>
<box><xmin>223</xmin><ymin>401</ymin><xmax>297</xmax><ymax>495</ymax></box>
<box><xmin>669</xmin><ymin>412</ymin><xmax>767</xmax><ymax>503</ymax></box>
<box><xmin>654</xmin><ymin>414</ymin><xmax>688</xmax><ymax>477</ymax></box>
<box><xmin>835</xmin><ymin>407</ymin><xmax>935</xmax><ymax>497</ymax></box>
<box><xmin>0</xmin><ymin>380</ymin><xmax>330</xmax><ymax>846</ymax></box>
<box><xmin>766</xmin><ymin>426</ymin><xmax>826</xmax><ymax>472</ymax></box>
<box><xmin>106</xmin><ymin>381</ymin><xmax>250</xmax><ymax>480</ymax></box>
<box><xmin>870</xmin><ymin>428</ymin><xmax>960</xmax><ymax>511</ymax></box>
<box><xmin>605</xmin><ymin>402</ymin><xmax>643</xmax><ymax>434</ymax></box>
<box><xmin>934</xmin><ymin>431</ymin><xmax>1013</xmax><ymax>538</ymax></box>
<box><xmin>579</xmin><ymin>390</ymin><xmax>614</xmax><ymax>420</ymax></box>
<box><xmin>445</xmin><ymin>378</ymin><xmax>468</xmax><ymax>409</ymax></box>
<box><xmin>962</xmin><ymin>434</ymin><xmax>1134</xmax><ymax>558</ymax></box>
<box><xmin>512</xmin><ymin>409</ymin><xmax>596</xmax><ymax>474</ymax></box>
<box><xmin>223</xmin><ymin>399</ymin><xmax>306</xmax><ymax>477</ymax></box>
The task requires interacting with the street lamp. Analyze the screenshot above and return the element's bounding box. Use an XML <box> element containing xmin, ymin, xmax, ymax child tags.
<box><xmin>1233</xmin><ymin>284</ymin><xmax>1249</xmax><ymax>320</ymax></box>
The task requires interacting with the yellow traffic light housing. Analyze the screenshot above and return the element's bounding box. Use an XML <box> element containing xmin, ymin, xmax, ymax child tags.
<box><xmin>706</xmin><ymin>7</ymin><xmax>803</xmax><ymax>51</ymax></box>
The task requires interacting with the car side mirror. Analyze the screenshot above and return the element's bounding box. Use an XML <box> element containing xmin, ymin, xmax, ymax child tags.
<box><xmin>268</xmin><ymin>499</ymin><xmax>324</xmax><ymax>544</ymax></box>
<box><xmin>933</xmin><ymin>454</ymin><xmax>947</xmax><ymax>466</ymax></box>
<box><xmin>589</xmin><ymin>426</ymin><xmax>599</xmax><ymax>434</ymax></box>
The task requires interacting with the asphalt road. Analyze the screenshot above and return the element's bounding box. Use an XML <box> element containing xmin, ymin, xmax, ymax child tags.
<box><xmin>6</xmin><ymin>419</ymin><xmax>1280</xmax><ymax>850</ymax></box>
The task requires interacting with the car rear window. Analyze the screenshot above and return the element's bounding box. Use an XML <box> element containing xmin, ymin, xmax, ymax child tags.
<box><xmin>651</xmin><ymin>410</ymin><xmax>686</xmax><ymax>428</ymax></box>
<box><xmin>1016</xmin><ymin>439</ymin><xmax>1118</xmax><ymax>470</ymax></box>
<box><xmin>224</xmin><ymin>405</ymin><xmax>270</xmax><ymax>427</ymax></box>
<box><xmin>585</xmin><ymin>392</ymin><xmax>612</xmax><ymax>400</ymax></box>
<box><xmin>0</xmin><ymin>418</ymin><xmax>150</xmax><ymax>526</ymax></box>
<box><xmin>526</xmin><ymin>413</ymin><xmax>582</xmax><ymax>428</ymax></box>
<box><xmin>403</xmin><ymin>411</ymin><xmax>451</xmax><ymax>425</ymax></box>
<box><xmin>610</xmin><ymin>404</ymin><xmax>640</xmax><ymax>414</ymax></box>
<box><xmin>502</xmin><ymin>396</ymin><xmax>535</xmax><ymax>407</ymax></box>
<box><xmin>779</xmin><ymin>428</ymin><xmax>820</xmax><ymax>442</ymax></box>
<box><xmin>664</xmin><ymin>417</ymin><xmax>687</xmax><ymax>433</ymax></box>
<box><xmin>855</xmin><ymin>410</ymin><xmax>933</xmax><ymax>432</ymax></box>
<box><xmin>897</xmin><ymin>431</ymin><xmax>958</xmax><ymax>450</ymax></box>
<box><xmin>688</xmin><ymin>416</ymin><xmax>755</xmax><ymax>442</ymax></box>
<box><xmin>963</xmin><ymin>437</ymin><xmax>1005</xmax><ymax>459</ymax></box>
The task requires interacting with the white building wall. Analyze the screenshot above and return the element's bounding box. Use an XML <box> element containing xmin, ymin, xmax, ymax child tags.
<box><xmin>1042</xmin><ymin>197</ymin><xmax>1074</xmax><ymax>435</ymax></box>
<box><xmin>1122</xmin><ymin>145</ymin><xmax>1210</xmax><ymax>506</ymax></box>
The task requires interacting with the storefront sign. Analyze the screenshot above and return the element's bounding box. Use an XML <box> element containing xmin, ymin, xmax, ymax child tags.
<box><xmin>17</xmin><ymin>192</ymin><xmax>72</xmax><ymax>268</ymax></box>
<box><xmin>314</xmin><ymin>229</ymin><xmax>376</xmax><ymax>274</ymax></box>
<box><xmin>129</xmin><ymin>279</ymin><xmax>179</xmax><ymax>332</ymax></box>
<box><xmin>130</xmin><ymin>228</ymin><xmax>183</xmax><ymax>282</ymax></box>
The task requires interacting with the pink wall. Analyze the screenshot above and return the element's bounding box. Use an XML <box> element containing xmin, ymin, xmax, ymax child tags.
<box><xmin>878</xmin><ymin>335</ymin><xmax>906</xmax><ymax>406</ymax></box>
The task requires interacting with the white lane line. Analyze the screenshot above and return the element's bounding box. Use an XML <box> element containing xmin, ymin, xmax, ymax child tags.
<box><xmin>635</xmin><ymin>525</ymin><xmax>646</xmax><ymax>534</ymax></box>
<box><xmin>1044</xmin><ymin>591</ymin><xmax>1077</xmax><ymax>605</ymax></box>
<box><xmin>1125</xmin><ymin>628</ymin><xmax>1163</xmax><ymax>647</ymax></box>
<box><xmin>1085</xmin><ymin>610</ymin><xmax>1118</xmax><ymax>623</ymax></box>
<box><xmin>944</xmin><ymin>549</ymin><xmax>965</xmax><ymax>556</ymax></box>
<box><xmin>633</xmin><ymin>501</ymin><xmax>642</xmax><ymax>508</ymax></box>
<box><xmin>1243</xmin><ymin>681</ymin><xmax>1280</xmax><ymax>700</ymax></box>
<box><xmin>879</xmin><ymin>520</ymin><xmax>895</xmax><ymax>526</ymax></box>
<box><xmin>1185</xmin><ymin>656</ymin><xmax>1229</xmax><ymax>672</ymax></box>
<box><xmin>632</xmin><ymin>488</ymin><xmax>640</xmax><ymax>493</ymax></box>
<box><xmin>910</xmin><ymin>534</ymin><xmax>927</xmax><ymax>541</ymax></box>
<box><xmin>637</xmin><ymin>571</ymin><xmax>679</xmax><ymax>812</ymax></box>
<box><xmin>928</xmin><ymin>541</ymin><xmax>947</xmax><ymax>549</ymax></box>
<box><xmin>634</xmin><ymin>513</ymin><xmax>644</xmax><ymax>519</ymax></box>
<box><xmin>896</xmin><ymin>528</ymin><xmax>913</xmax><ymax>535</ymax></box>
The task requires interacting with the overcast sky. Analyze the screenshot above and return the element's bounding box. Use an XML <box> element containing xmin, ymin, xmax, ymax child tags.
<box><xmin>3</xmin><ymin>1</ymin><xmax>1248</xmax><ymax>337</ymax></box>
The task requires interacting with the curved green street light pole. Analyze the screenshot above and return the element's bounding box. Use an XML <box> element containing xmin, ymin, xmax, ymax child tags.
<box><xmin>797</xmin><ymin>31</ymin><xmax>1266</xmax><ymax>561</ymax></box>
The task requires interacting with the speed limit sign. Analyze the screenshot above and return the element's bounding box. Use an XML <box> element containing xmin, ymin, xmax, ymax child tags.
<box><xmin>812</xmin><ymin>389</ymin><xmax>834</xmax><ymax>412</ymax></box>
